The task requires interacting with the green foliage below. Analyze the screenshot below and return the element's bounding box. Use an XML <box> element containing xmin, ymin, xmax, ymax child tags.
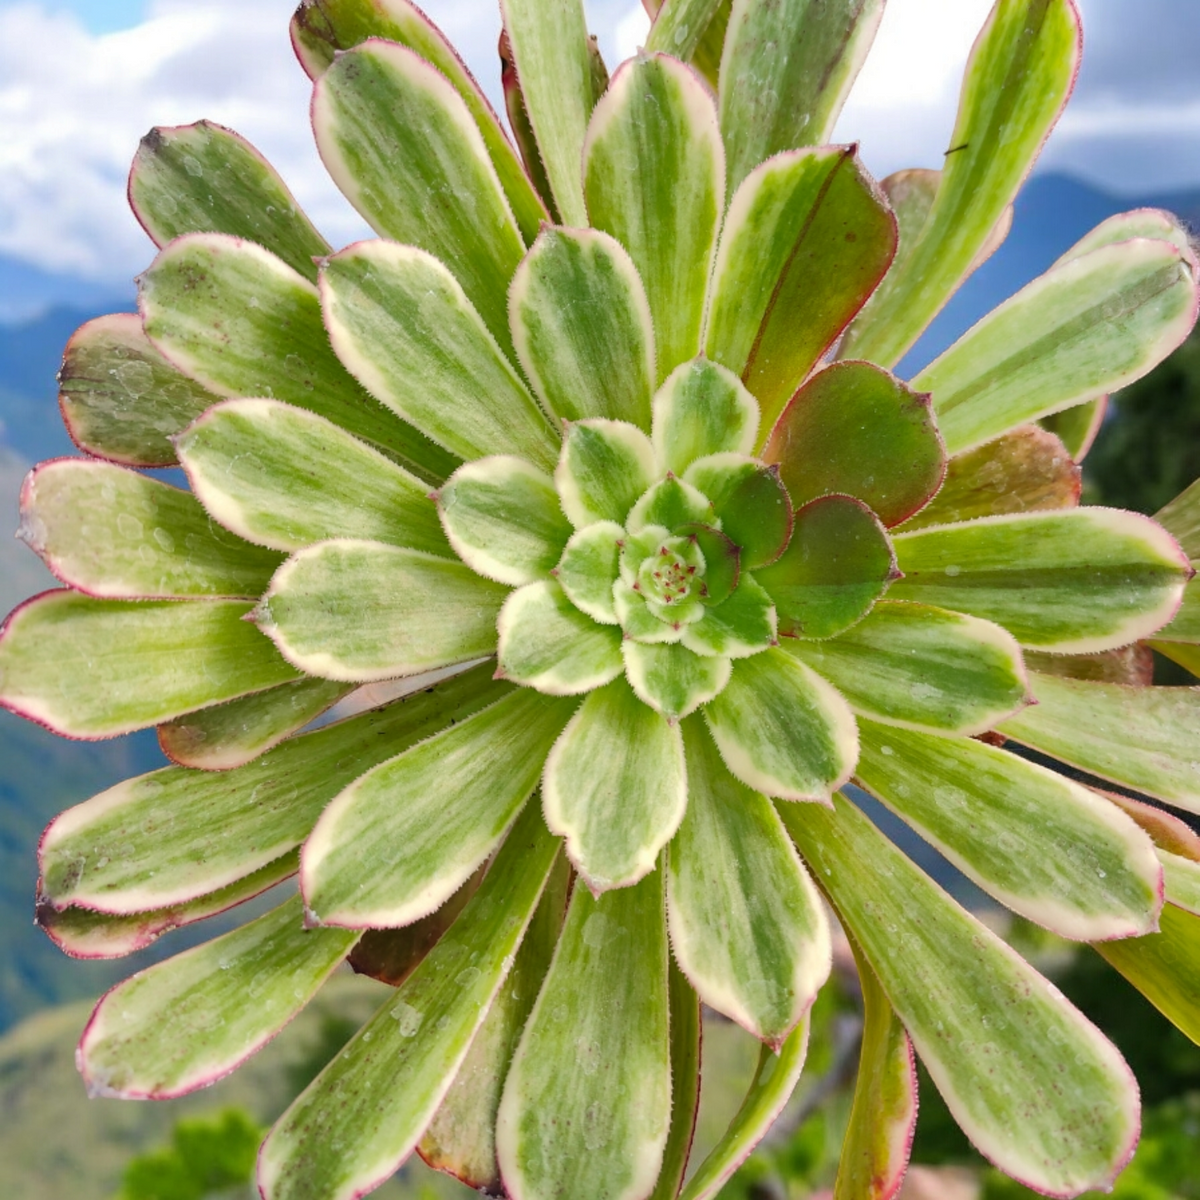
<box><xmin>118</xmin><ymin>1109</ymin><xmax>261</xmax><ymax>1200</ymax></box>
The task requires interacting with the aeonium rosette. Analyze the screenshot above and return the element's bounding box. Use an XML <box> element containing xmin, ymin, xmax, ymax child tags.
<box><xmin>3</xmin><ymin>1</ymin><xmax>1200</xmax><ymax>1199</ymax></box>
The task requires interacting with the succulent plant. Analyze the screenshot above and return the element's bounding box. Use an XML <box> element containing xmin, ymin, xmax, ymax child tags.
<box><xmin>4</xmin><ymin>0</ymin><xmax>1200</xmax><ymax>1197</ymax></box>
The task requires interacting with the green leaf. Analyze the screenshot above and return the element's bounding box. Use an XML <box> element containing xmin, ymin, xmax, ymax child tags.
<box><xmin>649</xmin><ymin>958</ymin><xmax>702</xmax><ymax>1200</ymax></box>
<box><xmin>18</xmin><ymin>459</ymin><xmax>281</xmax><ymax>600</ymax></box>
<box><xmin>584</xmin><ymin>53</ymin><xmax>724</xmax><ymax>380</ymax></box>
<box><xmin>687</xmin><ymin>0</ymin><xmax>734</xmax><ymax>89</ymax></box>
<box><xmin>139</xmin><ymin>233</ymin><xmax>452</xmax><ymax>480</ymax></box>
<box><xmin>703</xmin><ymin>648</ymin><xmax>857</xmax><ymax>801</ymax></box>
<box><xmin>158</xmin><ymin>677</ymin><xmax>351</xmax><ymax>770</ymax></box>
<box><xmin>418</xmin><ymin>855</ymin><xmax>569</xmax><ymax>1191</ymax></box>
<box><xmin>499</xmin><ymin>0</ymin><xmax>594</xmax><ymax>227</ymax></box>
<box><xmin>669</xmin><ymin>717</ymin><xmax>830</xmax><ymax>1043</ymax></box>
<box><xmin>289</xmin><ymin>0</ymin><xmax>547</xmax><ymax>245</ymax></box>
<box><xmin>1055</xmin><ymin>206</ymin><xmax>1199</xmax><ymax>266</ymax></box>
<box><xmin>312</xmin><ymin>39</ymin><xmax>524</xmax><ymax>356</ymax></box>
<box><xmin>1102</xmin><ymin>790</ymin><xmax>1200</xmax><ymax>865</ymax></box>
<box><xmin>38</xmin><ymin>665</ymin><xmax>503</xmax><ymax>912</ymax></box>
<box><xmin>499</xmin><ymin>29</ymin><xmax>560</xmax><ymax>220</ymax></box>
<box><xmin>623</xmin><ymin>641</ymin><xmax>731</xmax><ymax>720</ymax></box>
<box><xmin>1097</xmin><ymin>903</ymin><xmax>1200</xmax><ymax>1046</ymax></box>
<box><xmin>833</xmin><ymin>942</ymin><xmax>917</xmax><ymax>1200</ymax></box>
<box><xmin>684</xmin><ymin>455</ymin><xmax>792</xmax><ymax>568</ymax></box>
<box><xmin>0</xmin><ymin>593</ymin><xmax>296</xmax><ymax>739</ymax></box>
<box><xmin>255</xmin><ymin>540</ymin><xmax>507</xmax><ymax>682</ymax></box>
<box><xmin>1000</xmin><ymin>673</ymin><xmax>1200</xmax><ymax>814</ymax></box>
<box><xmin>719</xmin><ymin>0</ymin><xmax>885</xmax><ymax>191</ymax></box>
<box><xmin>755</xmin><ymin>495</ymin><xmax>897</xmax><ymax>640</ymax></box>
<box><xmin>840</xmin><ymin>0</ymin><xmax>1082</xmax><ymax>366</ymax></box>
<box><xmin>302</xmin><ymin>689</ymin><xmax>573</xmax><ymax>927</ymax></box>
<box><xmin>682</xmin><ymin>572</ymin><xmax>776</xmax><ymax>658</ymax></box>
<box><xmin>627</xmin><ymin>474</ymin><xmax>715</xmax><ymax>535</ymax></box>
<box><xmin>511</xmin><ymin>227</ymin><xmax>657</xmax><ymax>428</ymax></box>
<box><xmin>129</xmin><ymin>121</ymin><xmax>331</xmax><ymax>281</ymax></box>
<box><xmin>704</xmin><ymin>147</ymin><xmax>896</xmax><ymax>439</ymax></box>
<box><xmin>555</xmin><ymin>419</ymin><xmax>659</xmax><ymax>528</ymax></box>
<box><xmin>915</xmin><ymin>238</ymin><xmax>1200</xmax><ymax>455</ymax></box>
<box><xmin>643</xmin><ymin>0</ymin><xmax>725</xmax><ymax>59</ymax></box>
<box><xmin>764</xmin><ymin>361</ymin><xmax>946</xmax><ymax>528</ymax></box>
<box><xmin>855</xmin><ymin>721</ymin><xmax>1162</xmax><ymax>941</ymax></box>
<box><xmin>1156</xmin><ymin>573</ymin><xmax>1200</xmax><ymax>643</ymax></box>
<box><xmin>1024</xmin><ymin>644</ymin><xmax>1153</xmax><ymax>686</ymax></box>
<box><xmin>497</xmin><ymin>869</ymin><xmax>671</xmax><ymax>1200</ymax></box>
<box><xmin>79</xmin><ymin>895</ymin><xmax>358</xmax><ymax>1099</ymax></box>
<box><xmin>898</xmin><ymin>425</ymin><xmax>1080</xmax><ymax>533</ymax></box>
<box><xmin>651</xmin><ymin>358</ymin><xmax>759</xmax><ymax>475</ymax></box>
<box><xmin>175</xmin><ymin>397</ymin><xmax>449</xmax><ymax>556</ymax></box>
<box><xmin>556</xmin><ymin>520</ymin><xmax>624</xmax><ymax>624</ymax></box>
<box><xmin>1157</xmin><ymin>476</ymin><xmax>1200</xmax><ymax>560</ymax></box>
<box><xmin>258</xmin><ymin>799</ymin><xmax>560</xmax><ymax>1200</ymax></box>
<box><xmin>437</xmin><ymin>457</ymin><xmax>571</xmax><ymax>587</ymax></box>
<box><xmin>38</xmin><ymin>852</ymin><xmax>299</xmax><ymax>960</ymax></box>
<box><xmin>1160</xmin><ymin>851</ymin><xmax>1200</xmax><ymax>919</ymax></box>
<box><xmin>320</xmin><ymin>241</ymin><xmax>558</xmax><ymax>470</ymax></box>
<box><xmin>890</xmin><ymin>508</ymin><xmax>1191</xmax><ymax>652</ymax></box>
<box><xmin>543</xmin><ymin>678</ymin><xmax>686</xmax><ymax>890</ymax></box>
<box><xmin>497</xmin><ymin>581</ymin><xmax>624</xmax><ymax>695</ymax></box>
<box><xmin>1154</xmin><ymin>639</ymin><xmax>1200</xmax><ymax>679</ymax></box>
<box><xmin>679</xmin><ymin>522</ymin><xmax>740</xmax><ymax>608</ymax></box>
<box><xmin>785</xmin><ymin>600</ymin><xmax>1029</xmax><ymax>735</ymax></box>
<box><xmin>677</xmin><ymin>1017</ymin><xmax>810</xmax><ymax>1200</ymax></box>
<box><xmin>615</xmin><ymin>578</ymin><xmax>686</xmax><ymax>645</ymax></box>
<box><xmin>57</xmin><ymin>313</ymin><xmax>223</xmax><ymax>468</ymax></box>
<box><xmin>780</xmin><ymin>793</ymin><xmax>1141</xmax><ymax>1197</ymax></box>
<box><xmin>1038</xmin><ymin>397</ymin><xmax>1106</xmax><ymax>461</ymax></box>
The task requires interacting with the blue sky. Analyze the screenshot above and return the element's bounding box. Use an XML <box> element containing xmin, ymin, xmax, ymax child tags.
<box><xmin>0</xmin><ymin>0</ymin><xmax>1198</xmax><ymax>286</ymax></box>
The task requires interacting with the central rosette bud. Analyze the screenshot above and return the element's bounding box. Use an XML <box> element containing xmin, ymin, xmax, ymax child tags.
<box><xmin>632</xmin><ymin>533</ymin><xmax>706</xmax><ymax>622</ymax></box>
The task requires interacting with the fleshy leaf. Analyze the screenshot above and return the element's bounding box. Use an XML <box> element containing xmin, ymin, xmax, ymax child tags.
<box><xmin>1024</xmin><ymin>644</ymin><xmax>1154</xmax><ymax>687</ymax></box>
<box><xmin>840</xmin><ymin>0</ymin><xmax>1082</xmax><ymax>366</ymax></box>
<box><xmin>677</xmin><ymin>1017</ymin><xmax>810</xmax><ymax>1200</ymax></box>
<box><xmin>418</xmin><ymin>856</ymin><xmax>569</xmax><ymax>1191</ymax></box>
<box><xmin>755</xmin><ymin>495</ymin><xmax>896</xmax><ymax>640</ymax></box>
<box><xmin>1157</xmin><ymin>476</ymin><xmax>1200</xmax><ymax>560</ymax></box>
<box><xmin>497</xmin><ymin>581</ymin><xmax>624</xmax><ymax>695</ymax></box>
<box><xmin>627</xmin><ymin>475</ymin><xmax>714</xmax><ymax>535</ymax></box>
<box><xmin>543</xmin><ymin>678</ymin><xmax>686</xmax><ymax>890</ymax></box>
<box><xmin>651</xmin><ymin>358</ymin><xmax>759</xmax><ymax>475</ymax></box>
<box><xmin>498</xmin><ymin>0</ymin><xmax>594</xmax><ymax>227</ymax></box>
<box><xmin>58</xmin><ymin>313</ymin><xmax>223</xmax><ymax>468</ymax></box>
<box><xmin>643</xmin><ymin>0</ymin><xmax>725</xmax><ymax>59</ymax></box>
<box><xmin>915</xmin><ymin>237</ymin><xmax>1199</xmax><ymax>456</ymax></box>
<box><xmin>1056</xmin><ymin>207</ymin><xmax>1199</xmax><ymax>267</ymax></box>
<box><xmin>258</xmin><ymin>799</ymin><xmax>559</xmax><ymax>1200</ymax></box>
<box><xmin>1039</xmin><ymin>397</ymin><xmax>1107</xmax><ymax>461</ymax></box>
<box><xmin>499</xmin><ymin>29</ymin><xmax>560</xmax><ymax>219</ymax></box>
<box><xmin>584</xmin><ymin>53</ymin><xmax>724</xmax><ymax>380</ymax></box>
<box><xmin>129</xmin><ymin>121</ymin><xmax>331</xmax><ymax>281</ymax></box>
<box><xmin>437</xmin><ymin>457</ymin><xmax>571</xmax><ymax>587</ymax></box>
<box><xmin>684</xmin><ymin>456</ymin><xmax>792</xmax><ymax>568</ymax></box>
<box><xmin>615</xmin><ymin>578</ymin><xmax>687</xmax><ymax>646</ymax></box>
<box><xmin>321</xmin><ymin>241</ymin><xmax>557</xmax><ymax>470</ymax></box>
<box><xmin>497</xmin><ymin>869</ymin><xmax>671</xmax><ymax>1200</ymax></box>
<box><xmin>556</xmin><ymin>521</ymin><xmax>624</xmax><ymax>624</ymax></box>
<box><xmin>703</xmin><ymin>648</ymin><xmax>857</xmax><ymax>801</ymax></box>
<box><xmin>313</xmin><ymin>39</ymin><xmax>524</xmax><ymax>355</ymax></box>
<box><xmin>719</xmin><ymin>0</ymin><xmax>885</xmax><ymax>191</ymax></box>
<box><xmin>289</xmin><ymin>0</ymin><xmax>547</xmax><ymax>244</ymax></box>
<box><xmin>302</xmin><ymin>689</ymin><xmax>573</xmax><ymax>927</ymax></box>
<box><xmin>176</xmin><ymin>398</ymin><xmax>449</xmax><ymax>556</ymax></box>
<box><xmin>0</xmin><ymin>593</ymin><xmax>296</xmax><ymax>739</ymax></box>
<box><xmin>19</xmin><ymin>458</ymin><xmax>281</xmax><ymax>600</ymax></box>
<box><xmin>555</xmin><ymin>419</ymin><xmax>659</xmax><ymax>528</ymax></box>
<box><xmin>158</xmin><ymin>677</ymin><xmax>351</xmax><ymax>770</ymax></box>
<box><xmin>1102</xmin><ymin>791</ymin><xmax>1200</xmax><ymax>864</ymax></box>
<box><xmin>1160</xmin><ymin>852</ymin><xmax>1200</xmax><ymax>919</ymax></box>
<box><xmin>1154</xmin><ymin>640</ymin><xmax>1200</xmax><ymax>679</ymax></box>
<box><xmin>704</xmin><ymin>147</ymin><xmax>896</xmax><ymax>438</ymax></box>
<box><xmin>139</xmin><ymin>233</ymin><xmax>451</xmax><ymax>480</ymax></box>
<box><xmin>1097</xmin><ymin>903</ymin><xmax>1200</xmax><ymax>1045</ymax></box>
<box><xmin>510</xmin><ymin>227</ymin><xmax>657</xmax><ymax>428</ymax></box>
<box><xmin>785</xmin><ymin>601</ymin><xmax>1028</xmax><ymax>735</ymax></box>
<box><xmin>898</xmin><ymin>425</ymin><xmax>1080</xmax><ymax>533</ymax></box>
<box><xmin>764</xmin><ymin>361</ymin><xmax>945</xmax><ymax>528</ymax></box>
<box><xmin>681</xmin><ymin>573</ymin><xmax>776</xmax><ymax>658</ymax></box>
<box><xmin>780</xmin><ymin>793</ymin><xmax>1141</xmax><ymax>1197</ymax></box>
<box><xmin>669</xmin><ymin>716</ymin><xmax>830</xmax><ymax>1043</ymax></box>
<box><xmin>679</xmin><ymin>523</ymin><xmax>740</xmax><ymax>608</ymax></box>
<box><xmin>39</xmin><ymin>853</ymin><xmax>298</xmax><ymax>960</ymax></box>
<box><xmin>256</xmin><ymin>540</ymin><xmax>507</xmax><ymax>682</ymax></box>
<box><xmin>1156</xmin><ymin>574</ymin><xmax>1200</xmax><ymax>643</ymax></box>
<box><xmin>833</xmin><ymin>941</ymin><xmax>917</xmax><ymax>1200</ymax></box>
<box><xmin>79</xmin><ymin>895</ymin><xmax>357</xmax><ymax>1099</ymax></box>
<box><xmin>1000</xmin><ymin>673</ymin><xmax>1200</xmax><ymax>814</ymax></box>
<box><xmin>39</xmin><ymin>665</ymin><xmax>501</xmax><ymax>912</ymax></box>
<box><xmin>649</xmin><ymin>958</ymin><xmax>702</xmax><ymax>1200</ymax></box>
<box><xmin>623</xmin><ymin>641</ymin><xmax>731</xmax><ymax>720</ymax></box>
<box><xmin>890</xmin><ymin>509</ymin><xmax>1191</xmax><ymax>652</ymax></box>
<box><xmin>855</xmin><ymin>721</ymin><xmax>1162</xmax><ymax>941</ymax></box>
